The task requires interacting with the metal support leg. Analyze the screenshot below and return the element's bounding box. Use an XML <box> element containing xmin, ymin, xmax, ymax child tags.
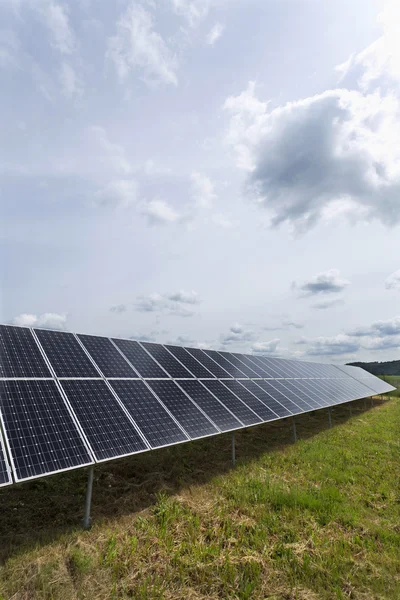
<box><xmin>292</xmin><ymin>417</ymin><xmax>297</xmax><ymax>442</ymax></box>
<box><xmin>364</xmin><ymin>398</ymin><xmax>367</xmax><ymax>410</ymax></box>
<box><xmin>371</xmin><ymin>396</ymin><xmax>374</xmax><ymax>408</ymax></box>
<box><xmin>232</xmin><ymin>433</ymin><xmax>235</xmax><ymax>466</ymax></box>
<box><xmin>83</xmin><ymin>466</ymin><xmax>94</xmax><ymax>530</ymax></box>
<box><xmin>328</xmin><ymin>407</ymin><xmax>332</xmax><ymax>429</ymax></box>
<box><xmin>349</xmin><ymin>403</ymin><xmax>352</xmax><ymax>417</ymax></box>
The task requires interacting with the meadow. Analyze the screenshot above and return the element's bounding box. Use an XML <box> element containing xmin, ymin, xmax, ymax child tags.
<box><xmin>0</xmin><ymin>393</ymin><xmax>399</xmax><ymax>600</ymax></box>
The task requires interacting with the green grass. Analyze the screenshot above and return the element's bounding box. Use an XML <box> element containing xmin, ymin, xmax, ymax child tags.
<box><xmin>0</xmin><ymin>397</ymin><xmax>399</xmax><ymax>599</ymax></box>
<box><xmin>380</xmin><ymin>375</ymin><xmax>400</xmax><ymax>397</ymax></box>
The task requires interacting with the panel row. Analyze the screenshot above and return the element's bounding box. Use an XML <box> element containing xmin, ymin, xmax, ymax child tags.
<box><xmin>0</xmin><ymin>372</ymin><xmax>385</xmax><ymax>484</ymax></box>
<box><xmin>1</xmin><ymin>324</ymin><xmax>387</xmax><ymax>382</ymax></box>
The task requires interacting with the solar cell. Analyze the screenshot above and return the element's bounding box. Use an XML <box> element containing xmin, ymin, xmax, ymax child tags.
<box><xmin>0</xmin><ymin>325</ymin><xmax>52</xmax><ymax>378</ymax></box>
<box><xmin>147</xmin><ymin>380</ymin><xmax>218</xmax><ymax>439</ymax></box>
<box><xmin>60</xmin><ymin>380</ymin><xmax>148</xmax><ymax>461</ymax></box>
<box><xmin>34</xmin><ymin>329</ymin><xmax>100</xmax><ymax>378</ymax></box>
<box><xmin>165</xmin><ymin>345</ymin><xmax>215</xmax><ymax>378</ymax></box>
<box><xmin>254</xmin><ymin>381</ymin><xmax>302</xmax><ymax>415</ymax></box>
<box><xmin>290</xmin><ymin>379</ymin><xmax>331</xmax><ymax>407</ymax></box>
<box><xmin>112</xmin><ymin>339</ymin><xmax>167</xmax><ymax>378</ymax></box>
<box><xmin>177</xmin><ymin>380</ymin><xmax>242</xmax><ymax>432</ymax></box>
<box><xmin>202</xmin><ymin>350</ymin><xmax>247</xmax><ymax>378</ymax></box>
<box><xmin>0</xmin><ymin>380</ymin><xmax>93</xmax><ymax>482</ymax></box>
<box><xmin>276</xmin><ymin>381</ymin><xmax>319</xmax><ymax>410</ymax></box>
<box><xmin>222</xmin><ymin>380</ymin><xmax>279</xmax><ymax>422</ymax></box>
<box><xmin>141</xmin><ymin>343</ymin><xmax>194</xmax><ymax>378</ymax></box>
<box><xmin>0</xmin><ymin>435</ymin><xmax>12</xmax><ymax>486</ymax></box>
<box><xmin>78</xmin><ymin>334</ymin><xmax>139</xmax><ymax>378</ymax></box>
<box><xmin>202</xmin><ymin>380</ymin><xmax>262</xmax><ymax>426</ymax></box>
<box><xmin>239</xmin><ymin>380</ymin><xmax>291</xmax><ymax>418</ymax></box>
<box><xmin>231</xmin><ymin>353</ymin><xmax>272</xmax><ymax>378</ymax></box>
<box><xmin>217</xmin><ymin>351</ymin><xmax>261</xmax><ymax>378</ymax></box>
<box><xmin>185</xmin><ymin>348</ymin><xmax>232</xmax><ymax>378</ymax></box>
<box><xmin>109</xmin><ymin>380</ymin><xmax>188</xmax><ymax>448</ymax></box>
<box><xmin>245</xmin><ymin>355</ymin><xmax>277</xmax><ymax>378</ymax></box>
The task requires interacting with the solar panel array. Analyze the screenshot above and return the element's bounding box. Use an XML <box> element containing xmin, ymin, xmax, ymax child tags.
<box><xmin>0</xmin><ymin>324</ymin><xmax>395</xmax><ymax>486</ymax></box>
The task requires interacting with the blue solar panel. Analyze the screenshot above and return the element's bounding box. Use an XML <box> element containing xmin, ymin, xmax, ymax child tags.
<box><xmin>0</xmin><ymin>435</ymin><xmax>12</xmax><ymax>487</ymax></box>
<box><xmin>141</xmin><ymin>343</ymin><xmax>194</xmax><ymax>378</ymax></box>
<box><xmin>202</xmin><ymin>380</ymin><xmax>261</xmax><ymax>426</ymax></box>
<box><xmin>147</xmin><ymin>380</ymin><xmax>219</xmax><ymax>439</ymax></box>
<box><xmin>0</xmin><ymin>325</ymin><xmax>52</xmax><ymax>378</ymax></box>
<box><xmin>222</xmin><ymin>380</ymin><xmax>279</xmax><ymax>422</ymax></box>
<box><xmin>60</xmin><ymin>380</ymin><xmax>148</xmax><ymax>461</ymax></box>
<box><xmin>185</xmin><ymin>348</ymin><xmax>232</xmax><ymax>378</ymax></box>
<box><xmin>239</xmin><ymin>380</ymin><xmax>291</xmax><ymax>418</ymax></box>
<box><xmin>112</xmin><ymin>339</ymin><xmax>167</xmax><ymax>378</ymax></box>
<box><xmin>0</xmin><ymin>380</ymin><xmax>93</xmax><ymax>482</ymax></box>
<box><xmin>34</xmin><ymin>330</ymin><xmax>100</xmax><ymax>378</ymax></box>
<box><xmin>177</xmin><ymin>380</ymin><xmax>241</xmax><ymax>432</ymax></box>
<box><xmin>78</xmin><ymin>334</ymin><xmax>138</xmax><ymax>378</ymax></box>
<box><xmin>202</xmin><ymin>350</ymin><xmax>247</xmax><ymax>378</ymax></box>
<box><xmin>109</xmin><ymin>380</ymin><xmax>188</xmax><ymax>448</ymax></box>
<box><xmin>165</xmin><ymin>345</ymin><xmax>214</xmax><ymax>378</ymax></box>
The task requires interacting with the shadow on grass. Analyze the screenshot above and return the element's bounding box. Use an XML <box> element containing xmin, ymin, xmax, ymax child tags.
<box><xmin>0</xmin><ymin>396</ymin><xmax>388</xmax><ymax>563</ymax></box>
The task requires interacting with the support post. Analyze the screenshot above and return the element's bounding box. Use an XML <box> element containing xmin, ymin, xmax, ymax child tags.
<box><xmin>349</xmin><ymin>403</ymin><xmax>352</xmax><ymax>417</ymax></box>
<box><xmin>83</xmin><ymin>466</ymin><xmax>94</xmax><ymax>530</ymax></box>
<box><xmin>371</xmin><ymin>396</ymin><xmax>374</xmax><ymax>407</ymax></box>
<box><xmin>364</xmin><ymin>398</ymin><xmax>367</xmax><ymax>410</ymax></box>
<box><xmin>232</xmin><ymin>433</ymin><xmax>235</xmax><ymax>466</ymax></box>
<box><xmin>292</xmin><ymin>416</ymin><xmax>297</xmax><ymax>442</ymax></box>
<box><xmin>328</xmin><ymin>407</ymin><xmax>332</xmax><ymax>429</ymax></box>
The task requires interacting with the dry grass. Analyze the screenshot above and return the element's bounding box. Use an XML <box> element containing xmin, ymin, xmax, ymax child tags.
<box><xmin>0</xmin><ymin>396</ymin><xmax>399</xmax><ymax>600</ymax></box>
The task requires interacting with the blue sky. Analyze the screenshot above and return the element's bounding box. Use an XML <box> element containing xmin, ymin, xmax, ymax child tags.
<box><xmin>1</xmin><ymin>0</ymin><xmax>399</xmax><ymax>363</ymax></box>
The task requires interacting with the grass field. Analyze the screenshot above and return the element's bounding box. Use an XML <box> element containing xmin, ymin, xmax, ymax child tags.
<box><xmin>0</xmin><ymin>395</ymin><xmax>399</xmax><ymax>600</ymax></box>
<box><xmin>379</xmin><ymin>376</ymin><xmax>400</xmax><ymax>397</ymax></box>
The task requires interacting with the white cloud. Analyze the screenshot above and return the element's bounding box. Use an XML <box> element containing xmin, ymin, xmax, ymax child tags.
<box><xmin>220</xmin><ymin>323</ymin><xmax>257</xmax><ymax>346</ymax></box>
<box><xmin>141</xmin><ymin>199</ymin><xmax>181</xmax><ymax>225</ymax></box>
<box><xmin>94</xmin><ymin>179</ymin><xmax>138</xmax><ymax>208</ymax></box>
<box><xmin>336</xmin><ymin>1</ymin><xmax>400</xmax><ymax>91</ymax></box>
<box><xmin>251</xmin><ymin>339</ymin><xmax>281</xmax><ymax>355</ymax></box>
<box><xmin>293</xmin><ymin>269</ymin><xmax>350</xmax><ymax>297</ymax></box>
<box><xmin>0</xmin><ymin>30</ymin><xmax>20</xmax><ymax>70</ymax></box>
<box><xmin>191</xmin><ymin>172</ymin><xmax>217</xmax><ymax>208</ymax></box>
<box><xmin>385</xmin><ymin>269</ymin><xmax>400</xmax><ymax>290</ymax></box>
<box><xmin>347</xmin><ymin>316</ymin><xmax>400</xmax><ymax>338</ymax></box>
<box><xmin>223</xmin><ymin>84</ymin><xmax>400</xmax><ymax>231</ymax></box>
<box><xmin>110</xmin><ymin>304</ymin><xmax>128</xmax><ymax>313</ymax></box>
<box><xmin>36</xmin><ymin>0</ymin><xmax>75</xmax><ymax>55</ymax></box>
<box><xmin>107</xmin><ymin>3</ymin><xmax>178</xmax><ymax>86</ymax></box>
<box><xmin>297</xmin><ymin>334</ymin><xmax>360</xmax><ymax>356</ymax></box>
<box><xmin>172</xmin><ymin>0</ymin><xmax>211</xmax><ymax>27</ymax></box>
<box><xmin>206</xmin><ymin>22</ymin><xmax>224</xmax><ymax>46</ymax></box>
<box><xmin>133</xmin><ymin>290</ymin><xmax>200</xmax><ymax>317</ymax></box>
<box><xmin>59</xmin><ymin>62</ymin><xmax>82</xmax><ymax>97</ymax></box>
<box><xmin>165</xmin><ymin>290</ymin><xmax>200</xmax><ymax>304</ymax></box>
<box><xmin>12</xmin><ymin>312</ymin><xmax>67</xmax><ymax>330</ymax></box>
<box><xmin>89</xmin><ymin>126</ymin><xmax>131</xmax><ymax>174</ymax></box>
<box><xmin>312</xmin><ymin>298</ymin><xmax>345</xmax><ymax>310</ymax></box>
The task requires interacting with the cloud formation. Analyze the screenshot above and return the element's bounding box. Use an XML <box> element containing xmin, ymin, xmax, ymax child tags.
<box><xmin>293</xmin><ymin>269</ymin><xmax>350</xmax><ymax>297</ymax></box>
<box><xmin>108</xmin><ymin>3</ymin><xmax>178</xmax><ymax>86</ymax></box>
<box><xmin>206</xmin><ymin>23</ymin><xmax>224</xmax><ymax>46</ymax></box>
<box><xmin>251</xmin><ymin>339</ymin><xmax>281</xmax><ymax>355</ymax></box>
<box><xmin>220</xmin><ymin>323</ymin><xmax>257</xmax><ymax>346</ymax></box>
<box><xmin>133</xmin><ymin>290</ymin><xmax>200</xmax><ymax>317</ymax></box>
<box><xmin>312</xmin><ymin>298</ymin><xmax>345</xmax><ymax>310</ymax></box>
<box><xmin>191</xmin><ymin>172</ymin><xmax>217</xmax><ymax>208</ymax></box>
<box><xmin>224</xmin><ymin>48</ymin><xmax>400</xmax><ymax>233</ymax></box>
<box><xmin>385</xmin><ymin>269</ymin><xmax>400</xmax><ymax>291</ymax></box>
<box><xmin>140</xmin><ymin>199</ymin><xmax>182</xmax><ymax>225</ymax></box>
<box><xmin>12</xmin><ymin>312</ymin><xmax>67</xmax><ymax>330</ymax></box>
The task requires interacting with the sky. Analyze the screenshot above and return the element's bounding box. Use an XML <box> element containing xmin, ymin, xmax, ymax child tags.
<box><xmin>0</xmin><ymin>0</ymin><xmax>399</xmax><ymax>364</ymax></box>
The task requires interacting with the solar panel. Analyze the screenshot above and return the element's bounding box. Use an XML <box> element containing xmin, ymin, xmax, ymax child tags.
<box><xmin>60</xmin><ymin>380</ymin><xmax>148</xmax><ymax>461</ymax></box>
<box><xmin>276</xmin><ymin>381</ymin><xmax>320</xmax><ymax>410</ymax></box>
<box><xmin>0</xmin><ymin>325</ymin><xmax>52</xmax><ymax>378</ymax></box>
<box><xmin>141</xmin><ymin>343</ymin><xmax>194</xmax><ymax>378</ymax></box>
<box><xmin>201</xmin><ymin>380</ymin><xmax>262</xmax><ymax>426</ymax></box>
<box><xmin>185</xmin><ymin>348</ymin><xmax>232</xmax><ymax>378</ymax></box>
<box><xmin>112</xmin><ymin>339</ymin><xmax>167</xmax><ymax>378</ymax></box>
<box><xmin>245</xmin><ymin>355</ymin><xmax>277</xmax><ymax>378</ymax></box>
<box><xmin>0</xmin><ymin>380</ymin><xmax>93</xmax><ymax>482</ymax></box>
<box><xmin>256</xmin><ymin>381</ymin><xmax>303</xmax><ymax>414</ymax></box>
<box><xmin>109</xmin><ymin>380</ymin><xmax>188</xmax><ymax>448</ymax></box>
<box><xmin>202</xmin><ymin>350</ymin><xmax>247</xmax><ymax>378</ymax></box>
<box><xmin>147</xmin><ymin>380</ymin><xmax>219</xmax><ymax>439</ymax></box>
<box><xmin>34</xmin><ymin>330</ymin><xmax>100</xmax><ymax>378</ymax></box>
<box><xmin>239</xmin><ymin>380</ymin><xmax>291</xmax><ymax>418</ymax></box>
<box><xmin>290</xmin><ymin>379</ymin><xmax>331</xmax><ymax>407</ymax></box>
<box><xmin>231</xmin><ymin>353</ymin><xmax>272</xmax><ymax>378</ymax></box>
<box><xmin>177</xmin><ymin>380</ymin><xmax>242</xmax><ymax>432</ymax></box>
<box><xmin>217</xmin><ymin>351</ymin><xmax>261</xmax><ymax>378</ymax></box>
<box><xmin>78</xmin><ymin>334</ymin><xmax>139</xmax><ymax>378</ymax></box>
<box><xmin>222</xmin><ymin>380</ymin><xmax>279</xmax><ymax>422</ymax></box>
<box><xmin>0</xmin><ymin>435</ymin><xmax>12</xmax><ymax>486</ymax></box>
<box><xmin>165</xmin><ymin>345</ymin><xmax>215</xmax><ymax>378</ymax></box>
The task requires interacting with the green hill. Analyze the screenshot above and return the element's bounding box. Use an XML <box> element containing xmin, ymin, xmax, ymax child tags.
<box><xmin>1</xmin><ymin>398</ymin><xmax>399</xmax><ymax>600</ymax></box>
<box><xmin>347</xmin><ymin>359</ymin><xmax>400</xmax><ymax>376</ymax></box>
